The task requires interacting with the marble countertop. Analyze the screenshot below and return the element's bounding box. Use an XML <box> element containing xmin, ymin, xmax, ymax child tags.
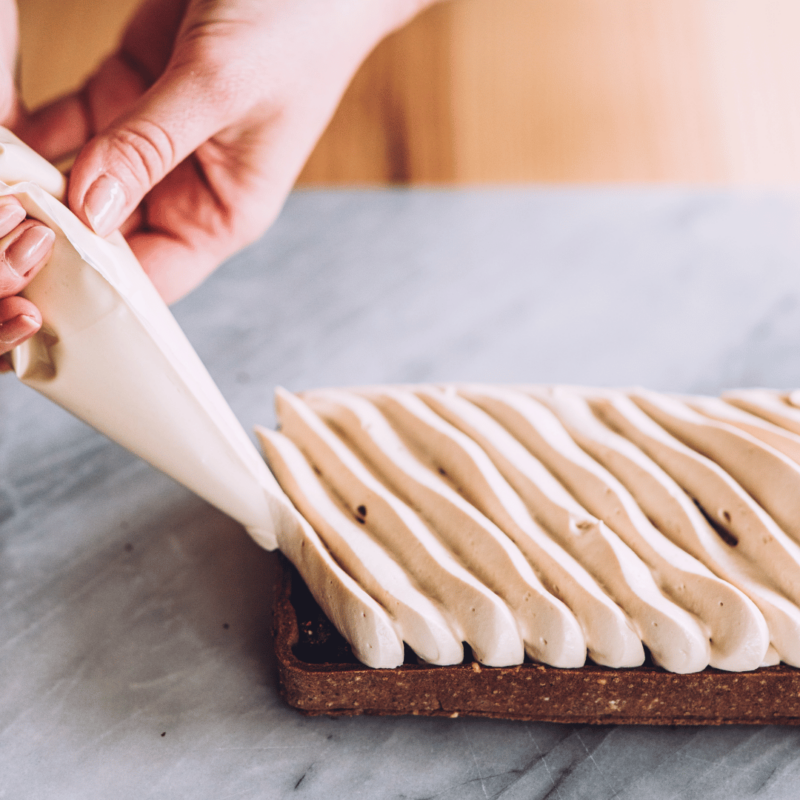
<box><xmin>3</xmin><ymin>188</ymin><xmax>800</xmax><ymax>799</ymax></box>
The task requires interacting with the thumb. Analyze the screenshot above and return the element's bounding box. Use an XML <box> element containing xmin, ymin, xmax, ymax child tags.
<box><xmin>68</xmin><ymin>55</ymin><xmax>238</xmax><ymax>237</ymax></box>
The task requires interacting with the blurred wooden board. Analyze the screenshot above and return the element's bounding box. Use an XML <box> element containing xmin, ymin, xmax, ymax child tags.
<box><xmin>17</xmin><ymin>0</ymin><xmax>140</xmax><ymax>108</ymax></box>
<box><xmin>17</xmin><ymin>0</ymin><xmax>800</xmax><ymax>184</ymax></box>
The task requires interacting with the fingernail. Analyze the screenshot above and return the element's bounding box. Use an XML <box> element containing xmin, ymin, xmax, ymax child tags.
<box><xmin>84</xmin><ymin>174</ymin><xmax>126</xmax><ymax>237</ymax></box>
<box><xmin>0</xmin><ymin>314</ymin><xmax>39</xmax><ymax>345</ymax></box>
<box><xmin>4</xmin><ymin>226</ymin><xmax>56</xmax><ymax>278</ymax></box>
<box><xmin>0</xmin><ymin>202</ymin><xmax>26</xmax><ymax>238</ymax></box>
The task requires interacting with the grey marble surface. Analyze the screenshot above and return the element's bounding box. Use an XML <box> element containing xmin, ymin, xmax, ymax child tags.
<box><xmin>3</xmin><ymin>188</ymin><xmax>800</xmax><ymax>799</ymax></box>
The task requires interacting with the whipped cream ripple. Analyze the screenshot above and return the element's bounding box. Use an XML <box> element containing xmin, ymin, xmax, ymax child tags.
<box><xmin>259</xmin><ymin>384</ymin><xmax>800</xmax><ymax>674</ymax></box>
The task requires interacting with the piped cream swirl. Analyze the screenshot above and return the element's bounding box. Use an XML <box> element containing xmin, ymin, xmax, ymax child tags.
<box><xmin>259</xmin><ymin>383</ymin><xmax>800</xmax><ymax>674</ymax></box>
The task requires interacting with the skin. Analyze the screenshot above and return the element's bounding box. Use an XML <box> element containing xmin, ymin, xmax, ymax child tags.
<box><xmin>0</xmin><ymin>0</ymin><xmax>55</xmax><ymax>368</ymax></box>
<box><xmin>0</xmin><ymin>0</ymin><xmax>436</xmax><ymax>368</ymax></box>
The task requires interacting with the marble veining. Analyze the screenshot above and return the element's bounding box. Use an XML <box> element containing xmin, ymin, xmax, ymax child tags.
<box><xmin>3</xmin><ymin>188</ymin><xmax>800</xmax><ymax>798</ymax></box>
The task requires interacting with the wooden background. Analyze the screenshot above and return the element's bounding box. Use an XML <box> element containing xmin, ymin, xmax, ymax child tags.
<box><xmin>16</xmin><ymin>0</ymin><xmax>800</xmax><ymax>185</ymax></box>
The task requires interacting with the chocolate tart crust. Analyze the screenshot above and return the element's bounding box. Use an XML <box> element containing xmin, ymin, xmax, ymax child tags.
<box><xmin>273</xmin><ymin>557</ymin><xmax>800</xmax><ymax>724</ymax></box>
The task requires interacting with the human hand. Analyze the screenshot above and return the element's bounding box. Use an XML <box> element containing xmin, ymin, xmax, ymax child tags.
<box><xmin>19</xmin><ymin>0</ymin><xmax>433</xmax><ymax>304</ymax></box>
<box><xmin>0</xmin><ymin>0</ymin><xmax>55</xmax><ymax>369</ymax></box>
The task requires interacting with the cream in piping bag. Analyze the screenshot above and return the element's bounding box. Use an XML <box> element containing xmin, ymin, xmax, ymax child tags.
<box><xmin>0</xmin><ymin>126</ymin><xmax>291</xmax><ymax>549</ymax></box>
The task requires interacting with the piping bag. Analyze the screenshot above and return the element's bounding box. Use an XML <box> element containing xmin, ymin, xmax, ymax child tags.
<box><xmin>0</xmin><ymin>126</ymin><xmax>293</xmax><ymax>550</ymax></box>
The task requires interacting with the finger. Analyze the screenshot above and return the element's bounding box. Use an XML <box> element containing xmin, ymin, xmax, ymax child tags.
<box><xmin>15</xmin><ymin>93</ymin><xmax>92</xmax><ymax>164</ymax></box>
<box><xmin>0</xmin><ymin>221</ymin><xmax>56</xmax><ymax>296</ymax></box>
<box><xmin>0</xmin><ymin>294</ymin><xmax>41</xmax><ymax>358</ymax></box>
<box><xmin>18</xmin><ymin>53</ymin><xmax>149</xmax><ymax>164</ymax></box>
<box><xmin>0</xmin><ymin>196</ymin><xmax>26</xmax><ymax>238</ymax></box>
<box><xmin>128</xmin><ymin>229</ymin><xmax>223</xmax><ymax>305</ymax></box>
<box><xmin>119</xmin><ymin>205</ymin><xmax>144</xmax><ymax>238</ymax></box>
<box><xmin>118</xmin><ymin>0</ymin><xmax>188</xmax><ymax>83</ymax></box>
<box><xmin>1</xmin><ymin>65</ymin><xmax>22</xmax><ymax>132</ymax></box>
<box><xmin>68</xmin><ymin>37</ymin><xmax>249</xmax><ymax>237</ymax></box>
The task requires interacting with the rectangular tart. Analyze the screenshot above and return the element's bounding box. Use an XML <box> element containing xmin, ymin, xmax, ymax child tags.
<box><xmin>274</xmin><ymin>557</ymin><xmax>800</xmax><ymax>725</ymax></box>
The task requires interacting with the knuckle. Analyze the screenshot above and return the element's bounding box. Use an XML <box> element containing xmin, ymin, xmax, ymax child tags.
<box><xmin>0</xmin><ymin>273</ymin><xmax>19</xmax><ymax>296</ymax></box>
<box><xmin>104</xmin><ymin>122</ymin><xmax>177</xmax><ymax>190</ymax></box>
<box><xmin>0</xmin><ymin>252</ymin><xmax>22</xmax><ymax>298</ymax></box>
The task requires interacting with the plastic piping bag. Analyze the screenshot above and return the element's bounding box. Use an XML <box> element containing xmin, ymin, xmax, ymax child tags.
<box><xmin>0</xmin><ymin>127</ymin><xmax>292</xmax><ymax>550</ymax></box>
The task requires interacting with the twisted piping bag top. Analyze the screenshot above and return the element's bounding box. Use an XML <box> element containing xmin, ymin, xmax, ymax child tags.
<box><xmin>0</xmin><ymin>127</ymin><xmax>292</xmax><ymax>550</ymax></box>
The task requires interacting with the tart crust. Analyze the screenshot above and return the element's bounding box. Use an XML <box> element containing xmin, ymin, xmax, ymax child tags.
<box><xmin>274</xmin><ymin>557</ymin><xmax>800</xmax><ymax>725</ymax></box>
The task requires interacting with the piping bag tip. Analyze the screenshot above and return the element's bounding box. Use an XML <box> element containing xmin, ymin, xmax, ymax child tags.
<box><xmin>0</xmin><ymin>126</ymin><xmax>291</xmax><ymax>544</ymax></box>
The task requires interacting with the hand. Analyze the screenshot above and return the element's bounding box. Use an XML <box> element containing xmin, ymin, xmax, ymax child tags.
<box><xmin>0</xmin><ymin>0</ymin><xmax>55</xmax><ymax>369</ymax></box>
<box><xmin>19</xmin><ymin>0</ymin><xmax>433</xmax><ymax>304</ymax></box>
